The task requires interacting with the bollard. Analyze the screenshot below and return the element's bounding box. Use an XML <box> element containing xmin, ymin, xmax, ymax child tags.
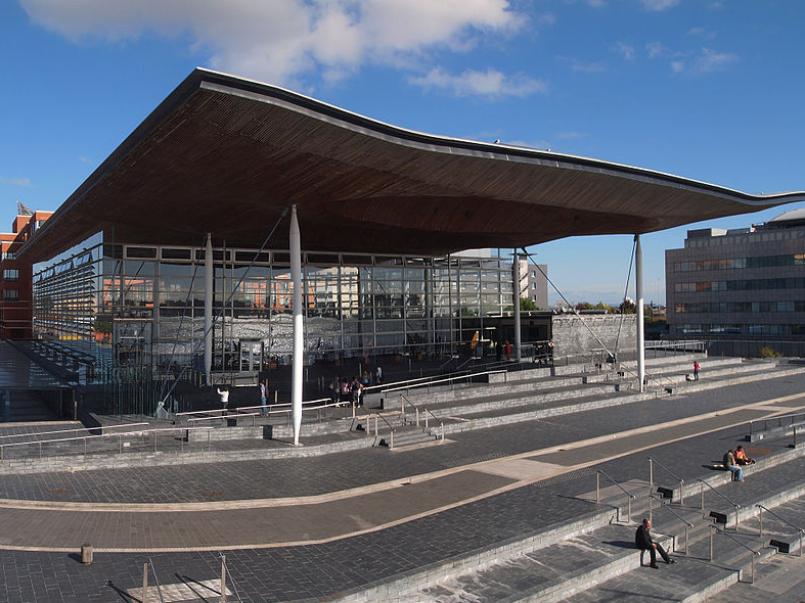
<box><xmin>679</xmin><ymin>480</ymin><xmax>685</xmax><ymax>506</ymax></box>
<box><xmin>648</xmin><ymin>459</ymin><xmax>654</xmax><ymax>500</ymax></box>
<box><xmin>80</xmin><ymin>544</ymin><xmax>93</xmax><ymax>565</ymax></box>
<box><xmin>648</xmin><ymin>494</ymin><xmax>653</xmax><ymax>524</ymax></box>
<box><xmin>596</xmin><ymin>473</ymin><xmax>600</xmax><ymax>503</ymax></box>
<box><xmin>142</xmin><ymin>562</ymin><xmax>149</xmax><ymax>603</ymax></box>
<box><xmin>795</xmin><ymin>426</ymin><xmax>799</xmax><ymax>448</ymax></box>
<box><xmin>425</xmin><ymin>414</ymin><xmax>429</xmax><ymax>429</ymax></box>
<box><xmin>390</xmin><ymin>430</ymin><xmax>394</xmax><ymax>450</ymax></box>
<box><xmin>684</xmin><ymin>525</ymin><xmax>689</xmax><ymax>555</ymax></box>
<box><xmin>415</xmin><ymin>408</ymin><xmax>420</xmax><ymax>427</ymax></box>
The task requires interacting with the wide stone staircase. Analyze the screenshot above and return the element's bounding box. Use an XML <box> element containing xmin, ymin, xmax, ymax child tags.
<box><xmin>337</xmin><ymin>440</ymin><xmax>805</xmax><ymax>603</ymax></box>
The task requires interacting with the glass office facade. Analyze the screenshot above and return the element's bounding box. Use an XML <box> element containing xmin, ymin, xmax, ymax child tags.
<box><xmin>33</xmin><ymin>232</ymin><xmax>516</xmax><ymax>374</ymax></box>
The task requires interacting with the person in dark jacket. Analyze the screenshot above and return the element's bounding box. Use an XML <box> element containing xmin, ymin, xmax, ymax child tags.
<box><xmin>635</xmin><ymin>518</ymin><xmax>675</xmax><ymax>568</ymax></box>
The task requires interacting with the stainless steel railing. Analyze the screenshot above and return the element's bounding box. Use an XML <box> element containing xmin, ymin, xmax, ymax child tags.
<box><xmin>757</xmin><ymin>504</ymin><xmax>804</xmax><ymax>557</ymax></box>
<box><xmin>649</xmin><ymin>456</ymin><xmax>688</xmax><ymax>505</ymax></box>
<box><xmin>707</xmin><ymin>523</ymin><xmax>761</xmax><ymax>583</ymax></box>
<box><xmin>648</xmin><ymin>494</ymin><xmax>694</xmax><ymax>555</ymax></box>
<box><xmin>595</xmin><ymin>468</ymin><xmax>637</xmax><ymax>523</ymax></box>
<box><xmin>698</xmin><ymin>479</ymin><xmax>742</xmax><ymax>530</ymax></box>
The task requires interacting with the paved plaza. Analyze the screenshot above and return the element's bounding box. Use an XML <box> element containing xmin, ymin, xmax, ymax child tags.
<box><xmin>0</xmin><ymin>372</ymin><xmax>802</xmax><ymax>600</ymax></box>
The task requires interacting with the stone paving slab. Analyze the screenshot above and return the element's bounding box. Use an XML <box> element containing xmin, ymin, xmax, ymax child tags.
<box><xmin>0</xmin><ymin>469</ymin><xmax>516</xmax><ymax>551</ymax></box>
<box><xmin>0</xmin><ymin>375</ymin><xmax>802</xmax><ymax>505</ymax></box>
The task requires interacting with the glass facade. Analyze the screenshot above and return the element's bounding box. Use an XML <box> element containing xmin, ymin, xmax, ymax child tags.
<box><xmin>33</xmin><ymin>233</ymin><xmax>516</xmax><ymax>374</ymax></box>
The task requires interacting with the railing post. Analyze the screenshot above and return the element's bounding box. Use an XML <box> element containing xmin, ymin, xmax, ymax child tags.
<box><xmin>415</xmin><ymin>408</ymin><xmax>420</xmax><ymax>427</ymax></box>
<box><xmin>390</xmin><ymin>430</ymin><xmax>394</xmax><ymax>450</ymax></box>
<box><xmin>684</xmin><ymin>525</ymin><xmax>689</xmax><ymax>555</ymax></box>
<box><xmin>759</xmin><ymin>507</ymin><xmax>763</xmax><ymax>541</ymax></box>
<box><xmin>709</xmin><ymin>527</ymin><xmax>714</xmax><ymax>561</ymax></box>
<box><xmin>142</xmin><ymin>562</ymin><xmax>149</xmax><ymax>603</ymax></box>
<box><xmin>220</xmin><ymin>554</ymin><xmax>227</xmax><ymax>603</ymax></box>
<box><xmin>627</xmin><ymin>496</ymin><xmax>632</xmax><ymax>523</ymax></box>
<box><xmin>795</xmin><ymin>425</ymin><xmax>799</xmax><ymax>448</ymax></box>
<box><xmin>425</xmin><ymin>414</ymin><xmax>429</xmax><ymax>429</ymax></box>
<box><xmin>649</xmin><ymin>458</ymin><xmax>653</xmax><ymax>501</ymax></box>
<box><xmin>596</xmin><ymin>472</ymin><xmax>600</xmax><ymax>503</ymax></box>
<box><xmin>701</xmin><ymin>483</ymin><xmax>705</xmax><ymax>517</ymax></box>
<box><xmin>679</xmin><ymin>479</ymin><xmax>685</xmax><ymax>506</ymax></box>
<box><xmin>440</xmin><ymin>422</ymin><xmax>444</xmax><ymax>441</ymax></box>
<box><xmin>648</xmin><ymin>493</ymin><xmax>653</xmax><ymax>524</ymax></box>
<box><xmin>750</xmin><ymin>554</ymin><xmax>755</xmax><ymax>584</ymax></box>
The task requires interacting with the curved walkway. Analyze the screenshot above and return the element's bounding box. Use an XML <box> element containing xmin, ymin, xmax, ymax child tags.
<box><xmin>0</xmin><ymin>392</ymin><xmax>802</xmax><ymax>553</ymax></box>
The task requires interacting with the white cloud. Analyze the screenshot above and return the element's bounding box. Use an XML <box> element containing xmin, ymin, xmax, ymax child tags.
<box><xmin>561</xmin><ymin>57</ymin><xmax>607</xmax><ymax>73</ymax></box>
<box><xmin>21</xmin><ymin>0</ymin><xmax>525</xmax><ymax>86</ymax></box>
<box><xmin>0</xmin><ymin>177</ymin><xmax>31</xmax><ymax>186</ymax></box>
<box><xmin>646</xmin><ymin>41</ymin><xmax>668</xmax><ymax>58</ymax></box>
<box><xmin>616</xmin><ymin>42</ymin><xmax>635</xmax><ymax>60</ymax></box>
<box><xmin>641</xmin><ymin>0</ymin><xmax>680</xmax><ymax>11</ymax></box>
<box><xmin>672</xmin><ymin>48</ymin><xmax>737</xmax><ymax>74</ymax></box>
<box><xmin>687</xmin><ymin>26</ymin><xmax>717</xmax><ymax>40</ymax></box>
<box><xmin>409</xmin><ymin>68</ymin><xmax>547</xmax><ymax>98</ymax></box>
<box><xmin>692</xmin><ymin>47</ymin><xmax>737</xmax><ymax>73</ymax></box>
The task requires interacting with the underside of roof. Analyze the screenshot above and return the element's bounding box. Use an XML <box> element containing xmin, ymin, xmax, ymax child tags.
<box><xmin>22</xmin><ymin>68</ymin><xmax>805</xmax><ymax>262</ymax></box>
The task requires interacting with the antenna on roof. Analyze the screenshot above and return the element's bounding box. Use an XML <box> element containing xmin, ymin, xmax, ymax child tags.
<box><xmin>16</xmin><ymin>201</ymin><xmax>33</xmax><ymax>216</ymax></box>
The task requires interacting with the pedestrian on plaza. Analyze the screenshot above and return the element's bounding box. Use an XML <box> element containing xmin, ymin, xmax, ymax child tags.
<box><xmin>635</xmin><ymin>518</ymin><xmax>675</xmax><ymax>569</ymax></box>
<box><xmin>375</xmin><ymin>365</ymin><xmax>383</xmax><ymax>385</ymax></box>
<box><xmin>735</xmin><ymin>445</ymin><xmax>755</xmax><ymax>466</ymax></box>
<box><xmin>693</xmin><ymin>360</ymin><xmax>701</xmax><ymax>381</ymax></box>
<box><xmin>723</xmin><ymin>449</ymin><xmax>744</xmax><ymax>481</ymax></box>
<box><xmin>217</xmin><ymin>386</ymin><xmax>230</xmax><ymax>410</ymax></box>
<box><xmin>259</xmin><ymin>380</ymin><xmax>268</xmax><ymax>416</ymax></box>
<box><xmin>503</xmin><ymin>340</ymin><xmax>512</xmax><ymax>361</ymax></box>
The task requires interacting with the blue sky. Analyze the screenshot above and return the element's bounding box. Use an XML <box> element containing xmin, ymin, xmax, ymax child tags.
<box><xmin>1</xmin><ymin>0</ymin><xmax>804</xmax><ymax>305</ymax></box>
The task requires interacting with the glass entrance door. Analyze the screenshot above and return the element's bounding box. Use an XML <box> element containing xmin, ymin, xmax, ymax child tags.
<box><xmin>239</xmin><ymin>339</ymin><xmax>263</xmax><ymax>372</ymax></box>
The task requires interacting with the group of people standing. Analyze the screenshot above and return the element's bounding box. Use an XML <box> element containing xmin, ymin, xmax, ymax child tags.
<box><xmin>331</xmin><ymin>366</ymin><xmax>381</xmax><ymax>408</ymax></box>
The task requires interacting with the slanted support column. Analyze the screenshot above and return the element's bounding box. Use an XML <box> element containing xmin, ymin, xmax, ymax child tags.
<box><xmin>290</xmin><ymin>205</ymin><xmax>304</xmax><ymax>446</ymax></box>
<box><xmin>635</xmin><ymin>234</ymin><xmax>645</xmax><ymax>392</ymax></box>
<box><xmin>512</xmin><ymin>249</ymin><xmax>522</xmax><ymax>363</ymax></box>
<box><xmin>204</xmin><ymin>233</ymin><xmax>213</xmax><ymax>386</ymax></box>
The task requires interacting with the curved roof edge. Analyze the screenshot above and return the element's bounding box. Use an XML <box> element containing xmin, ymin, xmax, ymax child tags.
<box><xmin>194</xmin><ymin>67</ymin><xmax>805</xmax><ymax>206</ymax></box>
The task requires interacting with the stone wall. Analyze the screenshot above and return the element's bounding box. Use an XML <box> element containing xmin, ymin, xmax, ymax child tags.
<box><xmin>552</xmin><ymin>314</ymin><xmax>636</xmax><ymax>360</ymax></box>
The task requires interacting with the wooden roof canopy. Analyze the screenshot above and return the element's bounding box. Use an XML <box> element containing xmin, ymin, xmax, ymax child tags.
<box><xmin>23</xmin><ymin>68</ymin><xmax>805</xmax><ymax>262</ymax></box>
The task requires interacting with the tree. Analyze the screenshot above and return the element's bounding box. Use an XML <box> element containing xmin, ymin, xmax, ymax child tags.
<box><xmin>520</xmin><ymin>297</ymin><xmax>538</xmax><ymax>311</ymax></box>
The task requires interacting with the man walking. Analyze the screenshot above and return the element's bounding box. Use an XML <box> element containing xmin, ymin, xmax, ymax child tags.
<box><xmin>636</xmin><ymin>518</ymin><xmax>675</xmax><ymax>568</ymax></box>
<box><xmin>259</xmin><ymin>380</ymin><xmax>268</xmax><ymax>416</ymax></box>
<box><xmin>693</xmin><ymin>360</ymin><xmax>701</xmax><ymax>381</ymax></box>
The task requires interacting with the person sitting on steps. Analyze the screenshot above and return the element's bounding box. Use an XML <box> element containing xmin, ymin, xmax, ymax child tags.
<box><xmin>723</xmin><ymin>449</ymin><xmax>744</xmax><ymax>481</ymax></box>
<box><xmin>735</xmin><ymin>445</ymin><xmax>755</xmax><ymax>465</ymax></box>
<box><xmin>635</xmin><ymin>518</ymin><xmax>675</xmax><ymax>569</ymax></box>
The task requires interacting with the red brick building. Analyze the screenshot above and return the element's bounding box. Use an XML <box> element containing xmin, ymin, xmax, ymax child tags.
<box><xmin>0</xmin><ymin>210</ymin><xmax>52</xmax><ymax>339</ymax></box>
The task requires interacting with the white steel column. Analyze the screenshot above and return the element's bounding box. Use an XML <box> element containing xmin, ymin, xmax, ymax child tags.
<box><xmin>204</xmin><ymin>233</ymin><xmax>213</xmax><ymax>386</ymax></box>
<box><xmin>290</xmin><ymin>205</ymin><xmax>304</xmax><ymax>446</ymax></box>
<box><xmin>635</xmin><ymin>234</ymin><xmax>645</xmax><ymax>392</ymax></box>
<box><xmin>512</xmin><ymin>249</ymin><xmax>522</xmax><ymax>363</ymax></box>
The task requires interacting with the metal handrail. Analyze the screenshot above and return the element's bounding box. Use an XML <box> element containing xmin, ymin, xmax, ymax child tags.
<box><xmin>0</xmin><ymin>422</ymin><xmax>149</xmax><ymax>441</ymax></box>
<box><xmin>218</xmin><ymin>553</ymin><xmax>242</xmax><ymax>603</ymax></box>
<box><xmin>756</xmin><ymin>504</ymin><xmax>805</xmax><ymax>534</ymax></box>
<box><xmin>649</xmin><ymin>495</ymin><xmax>695</xmax><ymax>527</ymax></box>
<box><xmin>371</xmin><ymin>412</ymin><xmax>396</xmax><ymax>449</ymax></box>
<box><xmin>649</xmin><ymin>456</ymin><xmax>687</xmax><ymax>504</ymax></box>
<box><xmin>0</xmin><ymin>425</ymin><xmax>215</xmax><ymax>461</ymax></box>
<box><xmin>749</xmin><ymin>411</ymin><xmax>805</xmax><ymax>438</ymax></box>
<box><xmin>648</xmin><ymin>494</ymin><xmax>694</xmax><ymax>555</ymax></box>
<box><xmin>381</xmin><ymin>369</ymin><xmax>507</xmax><ymax>394</ymax></box>
<box><xmin>595</xmin><ymin>468</ymin><xmax>637</xmax><ymax>522</ymax></box>
<box><xmin>147</xmin><ymin>557</ymin><xmax>166</xmax><ymax>603</ymax></box>
<box><xmin>698</xmin><ymin>478</ymin><xmax>741</xmax><ymax>510</ymax></box>
<box><xmin>757</xmin><ymin>504</ymin><xmax>804</xmax><ymax>557</ymax></box>
<box><xmin>400</xmin><ymin>394</ymin><xmax>445</xmax><ymax>442</ymax></box>
<box><xmin>708</xmin><ymin>522</ymin><xmax>761</xmax><ymax>583</ymax></box>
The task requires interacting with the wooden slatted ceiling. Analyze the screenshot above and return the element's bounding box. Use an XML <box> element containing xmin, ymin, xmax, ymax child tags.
<box><xmin>22</xmin><ymin>69</ymin><xmax>803</xmax><ymax>262</ymax></box>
